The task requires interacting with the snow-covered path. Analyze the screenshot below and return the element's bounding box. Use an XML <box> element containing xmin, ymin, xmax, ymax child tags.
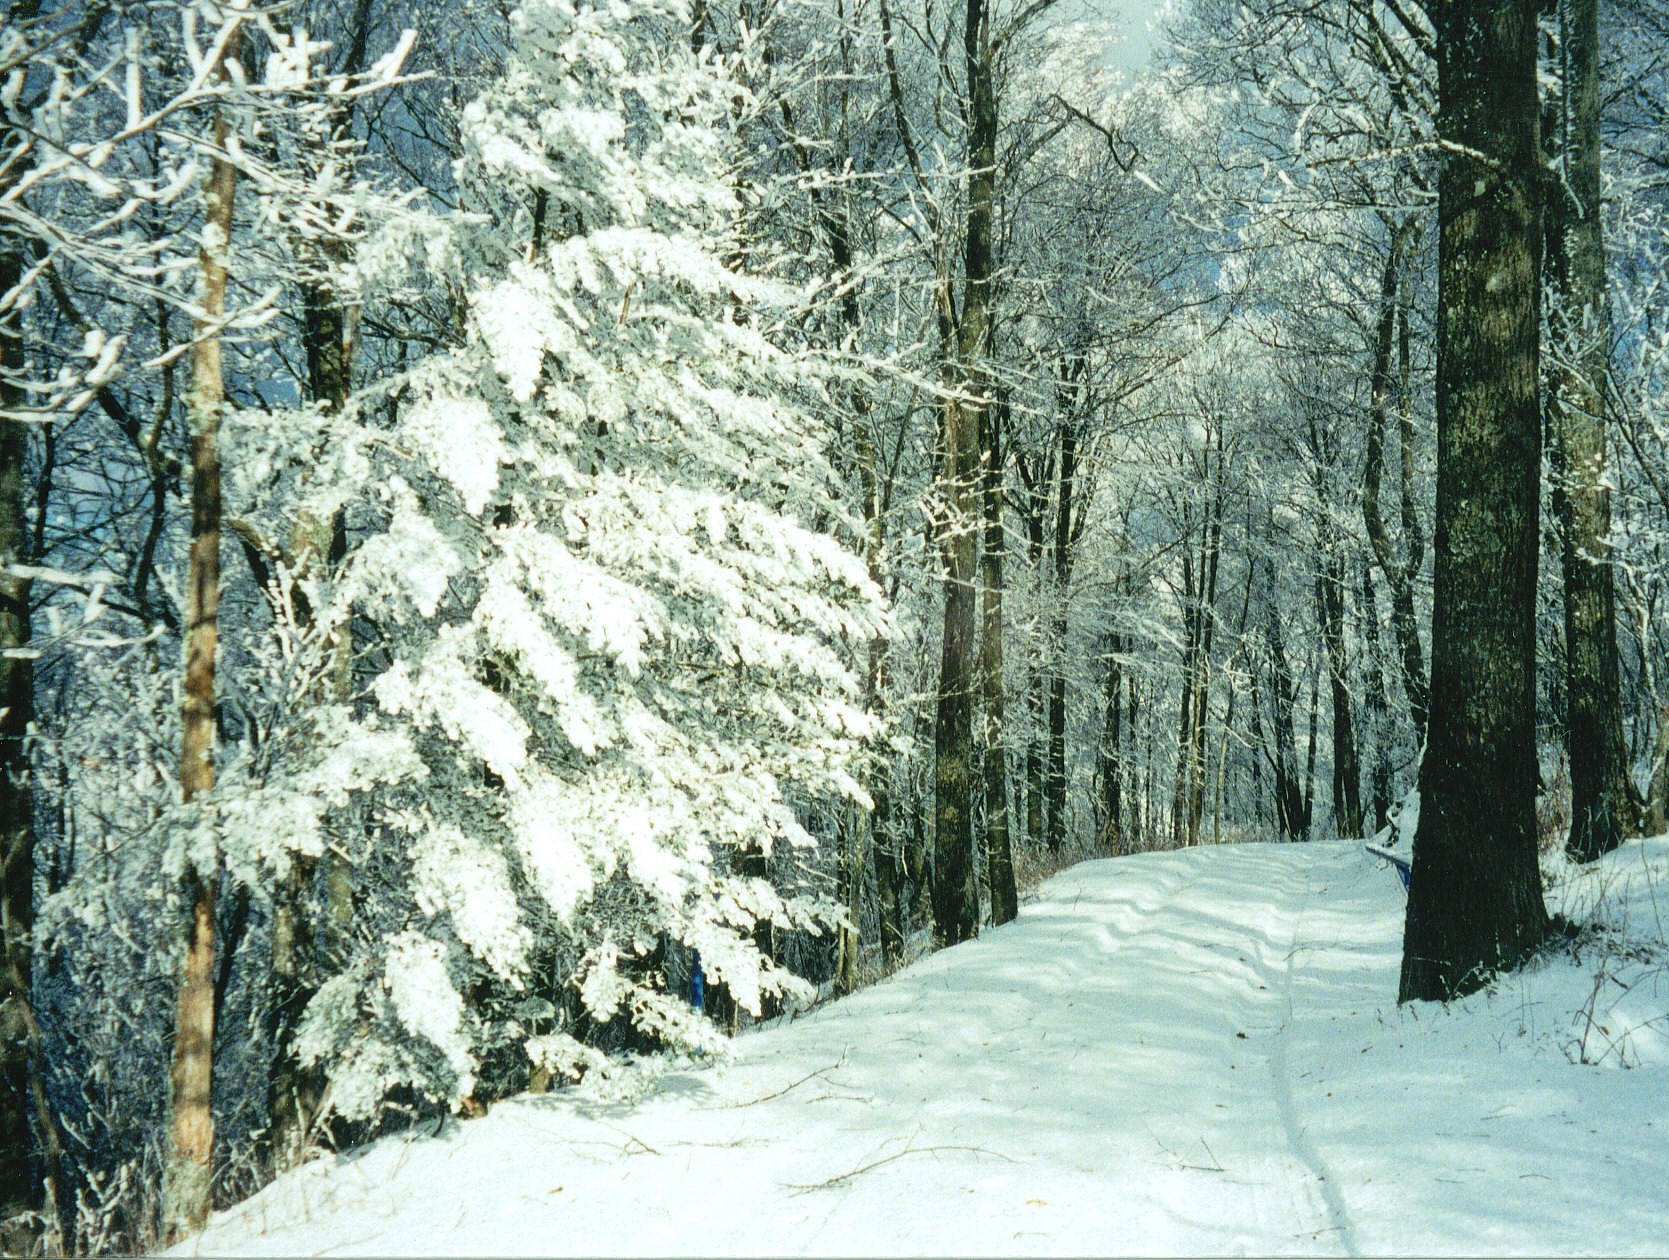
<box><xmin>187</xmin><ymin>841</ymin><xmax>1669</xmax><ymax>1256</ymax></box>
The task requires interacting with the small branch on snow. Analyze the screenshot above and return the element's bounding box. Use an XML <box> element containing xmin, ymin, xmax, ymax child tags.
<box><xmin>700</xmin><ymin>1053</ymin><xmax>848</xmax><ymax>1111</ymax></box>
<box><xmin>784</xmin><ymin>1143</ymin><xmax>1017</xmax><ymax>1194</ymax></box>
<box><xmin>1147</xmin><ymin>1126</ymin><xmax>1226</xmax><ymax>1174</ymax></box>
<box><xmin>590</xmin><ymin>1120</ymin><xmax>660</xmax><ymax>1156</ymax></box>
<box><xmin>1184</xmin><ymin>1138</ymin><xmax>1226</xmax><ymax>1174</ymax></box>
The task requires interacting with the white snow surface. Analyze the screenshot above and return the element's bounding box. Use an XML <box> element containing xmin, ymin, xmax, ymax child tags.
<box><xmin>185</xmin><ymin>839</ymin><xmax>1669</xmax><ymax>1256</ymax></box>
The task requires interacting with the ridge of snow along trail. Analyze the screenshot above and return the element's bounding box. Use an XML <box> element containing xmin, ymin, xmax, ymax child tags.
<box><xmin>181</xmin><ymin>840</ymin><xmax>1669</xmax><ymax>1257</ymax></box>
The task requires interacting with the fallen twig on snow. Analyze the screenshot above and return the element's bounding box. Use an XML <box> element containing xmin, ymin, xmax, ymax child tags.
<box><xmin>784</xmin><ymin>1142</ymin><xmax>1018</xmax><ymax>1194</ymax></box>
<box><xmin>701</xmin><ymin>1053</ymin><xmax>849</xmax><ymax>1110</ymax></box>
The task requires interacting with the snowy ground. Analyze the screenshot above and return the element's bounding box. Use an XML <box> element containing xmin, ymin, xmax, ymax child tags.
<box><xmin>183</xmin><ymin>839</ymin><xmax>1669</xmax><ymax>1256</ymax></box>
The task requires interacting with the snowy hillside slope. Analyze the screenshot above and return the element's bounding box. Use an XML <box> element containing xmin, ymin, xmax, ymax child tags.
<box><xmin>181</xmin><ymin>840</ymin><xmax>1669</xmax><ymax>1256</ymax></box>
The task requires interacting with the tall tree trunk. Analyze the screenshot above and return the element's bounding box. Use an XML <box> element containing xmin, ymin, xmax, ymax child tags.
<box><xmin>1127</xmin><ymin>669</ymin><xmax>1143</xmax><ymax>845</ymax></box>
<box><xmin>0</xmin><ymin>15</ymin><xmax>41</xmax><ymax>1225</ymax></box>
<box><xmin>1362</xmin><ymin>563</ymin><xmax>1395</xmax><ymax>830</ymax></box>
<box><xmin>1174</xmin><ymin>481</ymin><xmax>1221</xmax><ymax>848</ymax></box>
<box><xmin>932</xmin><ymin>511</ymin><xmax>979</xmax><ymax>950</ymax></box>
<box><xmin>1212</xmin><ymin>559</ymin><xmax>1255</xmax><ymax>845</ymax></box>
<box><xmin>1096</xmin><ymin>630</ymin><xmax>1124</xmax><ymax>853</ymax></box>
<box><xmin>1141</xmin><ymin>676</ymin><xmax>1156</xmax><ymax>849</ymax></box>
<box><xmin>1045</xmin><ymin>628</ymin><xmax>1069</xmax><ymax>848</ymax></box>
<box><xmin>1173</xmin><ymin>539</ymin><xmax>1200</xmax><ymax>848</ymax></box>
<box><xmin>928</xmin><ymin>0</ymin><xmax>996</xmax><ymax>946</ymax></box>
<box><xmin>1249</xmin><ymin>663</ymin><xmax>1269</xmax><ymax>832</ymax></box>
<box><xmin>1548</xmin><ymin>0</ymin><xmax>1634</xmax><ymax>862</ymax></box>
<box><xmin>1024</xmin><ymin>520</ymin><xmax>1047</xmax><ymax>849</ymax></box>
<box><xmin>1302</xmin><ymin>663</ymin><xmax>1318</xmax><ymax>835</ymax></box>
<box><xmin>1187</xmin><ymin>495</ymin><xmax>1222</xmax><ymax>846</ymax></box>
<box><xmin>1014</xmin><ymin>452</ymin><xmax>1049</xmax><ymax>851</ymax></box>
<box><xmin>1362</xmin><ymin>218</ymin><xmax>1430</xmax><ymax>746</ymax></box>
<box><xmin>165</xmin><ymin>71</ymin><xmax>239</xmax><ymax>1243</ymax></box>
<box><xmin>1400</xmin><ymin>0</ymin><xmax>1550</xmax><ymax>1003</ymax></box>
<box><xmin>1264</xmin><ymin>566</ymin><xmax>1307</xmax><ymax>841</ymax></box>
<box><xmin>1045</xmin><ymin>411</ymin><xmax>1079</xmax><ymax>851</ymax></box>
<box><xmin>980</xmin><ymin>404</ymin><xmax>1017</xmax><ymax>925</ymax></box>
<box><xmin>836</xmin><ymin>805</ymin><xmax>866</xmax><ymax>995</ymax></box>
<box><xmin>872</xmin><ymin>791</ymin><xmax>903</xmax><ymax>968</ymax></box>
<box><xmin>856</xmin><ymin>379</ymin><xmax>902</xmax><ymax>967</ymax></box>
<box><xmin>269</xmin><ymin>232</ymin><xmax>356</xmax><ymax>1175</ymax></box>
<box><xmin>1315</xmin><ymin>535</ymin><xmax>1363</xmax><ymax>838</ymax></box>
<box><xmin>898</xmin><ymin>674</ymin><xmax>936</xmax><ymax>937</ymax></box>
<box><xmin>1643</xmin><ymin>704</ymin><xmax>1669</xmax><ymax>835</ymax></box>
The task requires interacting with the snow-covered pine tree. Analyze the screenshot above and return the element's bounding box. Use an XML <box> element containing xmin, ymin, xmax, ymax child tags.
<box><xmin>294</xmin><ymin>0</ymin><xmax>888</xmax><ymax>1119</ymax></box>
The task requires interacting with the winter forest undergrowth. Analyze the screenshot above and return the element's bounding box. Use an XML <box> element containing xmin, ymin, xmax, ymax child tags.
<box><xmin>4</xmin><ymin>0</ymin><xmax>1669</xmax><ymax>1251</ymax></box>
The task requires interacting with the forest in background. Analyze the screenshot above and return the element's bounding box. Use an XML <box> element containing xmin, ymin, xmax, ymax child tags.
<box><xmin>3</xmin><ymin>0</ymin><xmax>1668</xmax><ymax>1250</ymax></box>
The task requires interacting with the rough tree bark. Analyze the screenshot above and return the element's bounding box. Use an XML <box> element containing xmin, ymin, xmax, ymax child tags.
<box><xmin>1400</xmin><ymin>0</ymin><xmax>1550</xmax><ymax>1003</ymax></box>
<box><xmin>1547</xmin><ymin>0</ymin><xmax>1635</xmax><ymax>862</ymax></box>
<box><xmin>164</xmin><ymin>55</ymin><xmax>239</xmax><ymax>1241</ymax></box>
<box><xmin>927</xmin><ymin>0</ymin><xmax>997</xmax><ymax>945</ymax></box>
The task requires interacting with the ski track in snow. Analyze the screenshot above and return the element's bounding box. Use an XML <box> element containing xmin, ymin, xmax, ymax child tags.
<box><xmin>182</xmin><ymin>841</ymin><xmax>1669</xmax><ymax>1257</ymax></box>
<box><xmin>1265</xmin><ymin>854</ymin><xmax>1357</xmax><ymax>1256</ymax></box>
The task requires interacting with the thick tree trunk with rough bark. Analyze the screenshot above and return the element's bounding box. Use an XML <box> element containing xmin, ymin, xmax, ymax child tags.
<box><xmin>931</xmin><ymin>514</ymin><xmax>979</xmax><ymax>945</ymax></box>
<box><xmin>928</xmin><ymin>0</ymin><xmax>996</xmax><ymax>946</ymax></box>
<box><xmin>1548</xmin><ymin>0</ymin><xmax>1634</xmax><ymax>862</ymax></box>
<box><xmin>1400</xmin><ymin>0</ymin><xmax>1550</xmax><ymax>1003</ymax></box>
<box><xmin>165</xmin><ymin>81</ymin><xmax>238</xmax><ymax>1243</ymax></box>
<box><xmin>929</xmin><ymin>426</ymin><xmax>978</xmax><ymax>950</ymax></box>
